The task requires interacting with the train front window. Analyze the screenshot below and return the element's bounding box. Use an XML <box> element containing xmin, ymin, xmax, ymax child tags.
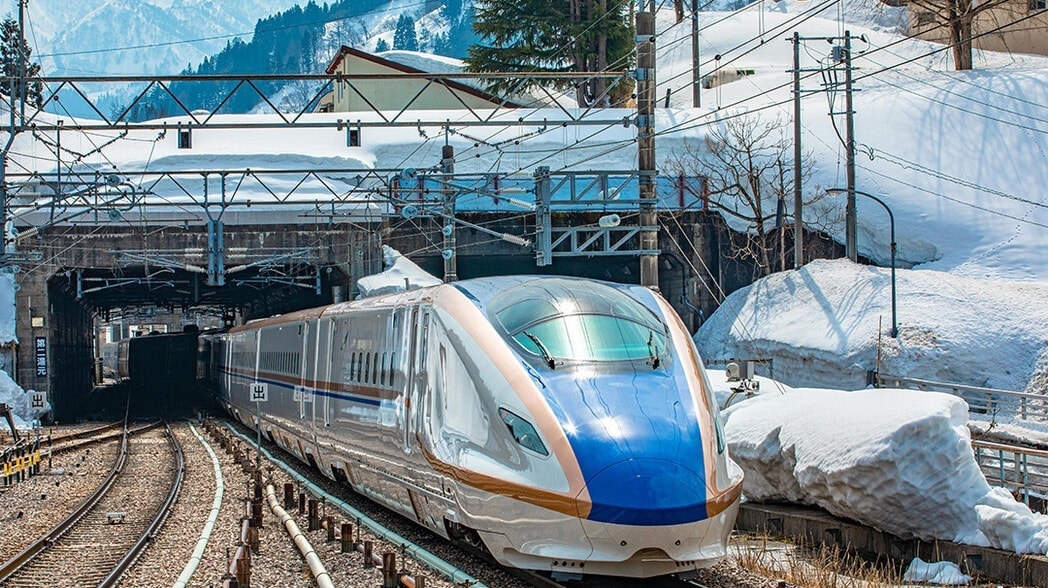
<box><xmin>491</xmin><ymin>278</ymin><xmax>667</xmax><ymax>364</ymax></box>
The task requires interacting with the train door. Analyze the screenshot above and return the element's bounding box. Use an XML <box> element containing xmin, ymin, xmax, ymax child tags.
<box><xmin>305</xmin><ymin>318</ymin><xmax>318</xmax><ymax>428</ymax></box>
<box><xmin>223</xmin><ymin>338</ymin><xmax>232</xmax><ymax>395</ymax></box>
<box><xmin>297</xmin><ymin>321</ymin><xmax>310</xmax><ymax>420</ymax></box>
<box><xmin>412</xmin><ymin>308</ymin><xmax>431</xmax><ymax>450</ymax></box>
<box><xmin>318</xmin><ymin>318</ymin><xmax>333</xmax><ymax>427</ymax></box>
<box><xmin>395</xmin><ymin>306</ymin><xmax>412</xmax><ymax>453</ymax></box>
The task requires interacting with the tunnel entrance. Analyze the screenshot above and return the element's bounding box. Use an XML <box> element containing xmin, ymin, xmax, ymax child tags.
<box><xmin>41</xmin><ymin>262</ymin><xmax>350</xmax><ymax>422</ymax></box>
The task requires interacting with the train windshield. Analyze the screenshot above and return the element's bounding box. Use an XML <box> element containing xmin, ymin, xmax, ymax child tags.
<box><xmin>491</xmin><ymin>278</ymin><xmax>667</xmax><ymax>363</ymax></box>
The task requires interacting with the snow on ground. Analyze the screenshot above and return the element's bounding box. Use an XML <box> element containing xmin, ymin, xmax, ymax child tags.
<box><xmin>0</xmin><ymin>371</ymin><xmax>46</xmax><ymax>430</ymax></box>
<box><xmin>694</xmin><ymin>258</ymin><xmax>1048</xmax><ymax>393</ymax></box>
<box><xmin>706</xmin><ymin>370</ymin><xmax>1048</xmax><ymax>555</ymax></box>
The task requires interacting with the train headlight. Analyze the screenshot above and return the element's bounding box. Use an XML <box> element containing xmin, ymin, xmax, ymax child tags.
<box><xmin>499</xmin><ymin>408</ymin><xmax>549</xmax><ymax>456</ymax></box>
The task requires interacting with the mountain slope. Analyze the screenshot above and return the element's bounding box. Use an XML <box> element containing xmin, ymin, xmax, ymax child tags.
<box><xmin>18</xmin><ymin>0</ymin><xmax>311</xmax><ymax>75</ymax></box>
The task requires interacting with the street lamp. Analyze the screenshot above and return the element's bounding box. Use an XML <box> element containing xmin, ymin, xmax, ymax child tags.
<box><xmin>827</xmin><ymin>188</ymin><xmax>897</xmax><ymax>338</ymax></box>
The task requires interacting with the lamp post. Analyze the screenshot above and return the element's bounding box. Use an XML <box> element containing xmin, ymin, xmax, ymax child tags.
<box><xmin>827</xmin><ymin>188</ymin><xmax>897</xmax><ymax>338</ymax></box>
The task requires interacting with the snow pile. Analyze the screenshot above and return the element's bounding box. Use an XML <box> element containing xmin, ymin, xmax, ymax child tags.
<box><xmin>355</xmin><ymin>245</ymin><xmax>442</xmax><ymax>297</ymax></box>
<box><xmin>695</xmin><ymin>258</ymin><xmax>1048</xmax><ymax>393</ymax></box>
<box><xmin>0</xmin><ymin>270</ymin><xmax>16</xmax><ymax>345</ymax></box>
<box><xmin>712</xmin><ymin>373</ymin><xmax>1048</xmax><ymax>554</ymax></box>
<box><xmin>0</xmin><ymin>370</ymin><xmax>46</xmax><ymax>430</ymax></box>
<box><xmin>903</xmin><ymin>558</ymin><xmax>971</xmax><ymax>585</ymax></box>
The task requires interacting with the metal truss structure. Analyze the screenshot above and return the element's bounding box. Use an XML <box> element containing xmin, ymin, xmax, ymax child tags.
<box><xmin>15</xmin><ymin>71</ymin><xmax>633</xmax><ymax>132</ymax></box>
<box><xmin>1</xmin><ymin>58</ymin><xmax>672</xmax><ymax>308</ymax></box>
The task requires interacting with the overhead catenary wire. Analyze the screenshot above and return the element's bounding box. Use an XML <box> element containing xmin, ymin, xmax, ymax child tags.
<box><xmin>10</xmin><ymin>2</ymin><xmax>1046</xmax><ymax>242</ymax></box>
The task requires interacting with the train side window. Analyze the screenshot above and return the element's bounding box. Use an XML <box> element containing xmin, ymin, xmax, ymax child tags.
<box><xmin>388</xmin><ymin>352</ymin><xmax>396</xmax><ymax>388</ymax></box>
<box><xmin>364</xmin><ymin>353</ymin><xmax>371</xmax><ymax>384</ymax></box>
<box><xmin>372</xmin><ymin>352</ymin><xmax>379</xmax><ymax>384</ymax></box>
<box><xmin>351</xmin><ymin>353</ymin><xmax>358</xmax><ymax>382</ymax></box>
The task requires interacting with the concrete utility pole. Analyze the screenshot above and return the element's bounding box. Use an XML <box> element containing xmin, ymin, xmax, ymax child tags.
<box><xmin>792</xmin><ymin>32</ymin><xmax>803</xmax><ymax>269</ymax></box>
<box><xmin>691</xmin><ymin>0</ymin><xmax>700</xmax><ymax>107</ymax></box>
<box><xmin>637</xmin><ymin>9</ymin><xmax>659</xmax><ymax>291</ymax></box>
<box><xmin>440</xmin><ymin>143</ymin><xmax>457</xmax><ymax>282</ymax></box>
<box><xmin>843</xmin><ymin>31</ymin><xmax>857</xmax><ymax>262</ymax></box>
<box><xmin>789</xmin><ymin>31</ymin><xmax>858</xmax><ymax>265</ymax></box>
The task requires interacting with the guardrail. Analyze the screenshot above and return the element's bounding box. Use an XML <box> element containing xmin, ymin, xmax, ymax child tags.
<box><xmin>972</xmin><ymin>440</ymin><xmax>1048</xmax><ymax>510</ymax></box>
<box><xmin>870</xmin><ymin>372</ymin><xmax>1048</xmax><ymax>423</ymax></box>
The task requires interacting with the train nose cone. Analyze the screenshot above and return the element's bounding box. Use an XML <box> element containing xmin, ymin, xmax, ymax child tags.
<box><xmin>583</xmin><ymin>458</ymin><xmax>708</xmax><ymax>526</ymax></box>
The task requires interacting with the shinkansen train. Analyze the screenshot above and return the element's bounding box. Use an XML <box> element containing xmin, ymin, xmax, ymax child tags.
<box><xmin>203</xmin><ymin>275</ymin><xmax>743</xmax><ymax>579</ymax></box>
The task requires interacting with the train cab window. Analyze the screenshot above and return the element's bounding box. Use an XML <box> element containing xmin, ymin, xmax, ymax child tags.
<box><xmin>491</xmin><ymin>278</ymin><xmax>667</xmax><ymax>364</ymax></box>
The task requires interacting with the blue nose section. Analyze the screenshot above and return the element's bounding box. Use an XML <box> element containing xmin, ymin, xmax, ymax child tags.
<box><xmin>584</xmin><ymin>458</ymin><xmax>709</xmax><ymax>526</ymax></box>
<box><xmin>541</xmin><ymin>365</ymin><xmax>710</xmax><ymax>526</ymax></box>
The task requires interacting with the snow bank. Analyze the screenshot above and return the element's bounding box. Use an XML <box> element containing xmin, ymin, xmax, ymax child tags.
<box><xmin>711</xmin><ymin>371</ymin><xmax>1048</xmax><ymax>554</ymax></box>
<box><xmin>0</xmin><ymin>370</ymin><xmax>47</xmax><ymax>430</ymax></box>
<box><xmin>695</xmin><ymin>258</ymin><xmax>1048</xmax><ymax>393</ymax></box>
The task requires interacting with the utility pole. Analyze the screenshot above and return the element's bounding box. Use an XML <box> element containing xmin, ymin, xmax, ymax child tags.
<box><xmin>792</xmin><ymin>32</ymin><xmax>803</xmax><ymax>269</ymax></box>
<box><xmin>18</xmin><ymin>0</ymin><xmax>27</xmax><ymax>123</ymax></box>
<box><xmin>843</xmin><ymin>30</ymin><xmax>857</xmax><ymax>262</ymax></box>
<box><xmin>691</xmin><ymin>0</ymin><xmax>700</xmax><ymax>107</ymax></box>
<box><xmin>440</xmin><ymin>142</ymin><xmax>457</xmax><ymax>282</ymax></box>
<box><xmin>637</xmin><ymin>9</ymin><xmax>658</xmax><ymax>290</ymax></box>
<box><xmin>790</xmin><ymin>31</ymin><xmax>858</xmax><ymax>264</ymax></box>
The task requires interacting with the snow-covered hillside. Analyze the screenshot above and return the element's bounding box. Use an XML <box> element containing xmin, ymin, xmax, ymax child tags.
<box><xmin>12</xmin><ymin>0</ymin><xmax>307</xmax><ymax>75</ymax></box>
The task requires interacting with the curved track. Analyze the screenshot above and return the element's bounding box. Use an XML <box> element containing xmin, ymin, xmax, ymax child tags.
<box><xmin>0</xmin><ymin>423</ymin><xmax>184</xmax><ymax>588</ymax></box>
<box><xmin>46</xmin><ymin>421</ymin><xmax>160</xmax><ymax>457</ymax></box>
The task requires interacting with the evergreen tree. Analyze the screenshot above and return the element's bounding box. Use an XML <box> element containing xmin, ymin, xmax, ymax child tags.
<box><xmin>465</xmin><ymin>0</ymin><xmax>634</xmax><ymax>106</ymax></box>
<box><xmin>0</xmin><ymin>18</ymin><xmax>43</xmax><ymax>108</ymax></box>
<box><xmin>375</xmin><ymin>38</ymin><xmax>390</xmax><ymax>53</ymax></box>
<box><xmin>392</xmin><ymin>14</ymin><xmax>418</xmax><ymax>51</ymax></box>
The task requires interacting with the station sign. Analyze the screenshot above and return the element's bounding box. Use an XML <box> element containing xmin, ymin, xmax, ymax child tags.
<box><xmin>30</xmin><ymin>392</ymin><xmax>45</xmax><ymax>410</ymax></box>
<box><xmin>250</xmin><ymin>382</ymin><xmax>268</xmax><ymax>403</ymax></box>
<box><xmin>34</xmin><ymin>337</ymin><xmax>46</xmax><ymax>377</ymax></box>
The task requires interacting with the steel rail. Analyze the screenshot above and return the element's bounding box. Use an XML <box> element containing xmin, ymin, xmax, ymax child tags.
<box><xmin>46</xmin><ymin>420</ymin><xmax>124</xmax><ymax>446</ymax></box>
<box><xmin>0</xmin><ymin>420</ymin><xmax>165</xmax><ymax>582</ymax></box>
<box><xmin>50</xmin><ymin>420</ymin><xmax>163</xmax><ymax>456</ymax></box>
<box><xmin>0</xmin><ymin>427</ymin><xmax>131</xmax><ymax>582</ymax></box>
<box><xmin>98</xmin><ymin>421</ymin><xmax>186</xmax><ymax>587</ymax></box>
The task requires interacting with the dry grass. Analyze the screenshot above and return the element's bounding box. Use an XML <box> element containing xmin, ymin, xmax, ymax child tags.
<box><xmin>731</xmin><ymin>533</ymin><xmax>903</xmax><ymax>588</ymax></box>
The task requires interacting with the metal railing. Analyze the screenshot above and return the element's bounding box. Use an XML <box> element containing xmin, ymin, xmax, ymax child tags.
<box><xmin>871</xmin><ymin>372</ymin><xmax>1048</xmax><ymax>423</ymax></box>
<box><xmin>972</xmin><ymin>440</ymin><xmax>1048</xmax><ymax>511</ymax></box>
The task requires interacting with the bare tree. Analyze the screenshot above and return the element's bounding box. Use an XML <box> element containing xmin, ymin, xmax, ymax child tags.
<box><xmin>903</xmin><ymin>0</ymin><xmax>1011</xmax><ymax>70</ymax></box>
<box><xmin>663</xmin><ymin>113</ymin><xmax>827</xmax><ymax>278</ymax></box>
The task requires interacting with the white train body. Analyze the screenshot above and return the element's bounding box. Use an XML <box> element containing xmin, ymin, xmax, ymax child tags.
<box><xmin>207</xmin><ymin>275</ymin><xmax>742</xmax><ymax>578</ymax></box>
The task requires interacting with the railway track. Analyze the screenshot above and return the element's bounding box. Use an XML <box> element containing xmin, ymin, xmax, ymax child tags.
<box><xmin>47</xmin><ymin>421</ymin><xmax>160</xmax><ymax>457</ymax></box>
<box><xmin>0</xmin><ymin>423</ymin><xmax>184</xmax><ymax>588</ymax></box>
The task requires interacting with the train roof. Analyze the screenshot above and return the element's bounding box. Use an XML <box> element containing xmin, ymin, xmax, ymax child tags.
<box><xmin>227</xmin><ymin>275</ymin><xmax>660</xmax><ymax>332</ymax></box>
